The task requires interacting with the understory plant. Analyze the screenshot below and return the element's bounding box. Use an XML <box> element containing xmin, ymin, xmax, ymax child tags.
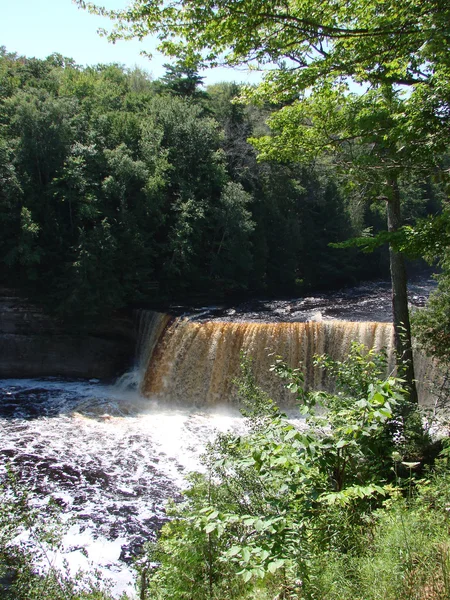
<box><xmin>141</xmin><ymin>344</ymin><xmax>439</xmax><ymax>599</ymax></box>
<box><xmin>306</xmin><ymin>459</ymin><xmax>450</xmax><ymax>600</ymax></box>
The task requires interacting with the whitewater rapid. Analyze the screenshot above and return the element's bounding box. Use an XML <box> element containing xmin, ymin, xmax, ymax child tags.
<box><xmin>0</xmin><ymin>378</ymin><xmax>247</xmax><ymax>597</ymax></box>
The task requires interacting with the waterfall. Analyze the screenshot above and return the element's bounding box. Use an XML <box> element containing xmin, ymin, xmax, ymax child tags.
<box><xmin>116</xmin><ymin>310</ymin><xmax>172</xmax><ymax>390</ymax></box>
<box><xmin>137</xmin><ymin>316</ymin><xmax>402</xmax><ymax>405</ymax></box>
<box><xmin>131</xmin><ymin>311</ymin><xmax>439</xmax><ymax>406</ymax></box>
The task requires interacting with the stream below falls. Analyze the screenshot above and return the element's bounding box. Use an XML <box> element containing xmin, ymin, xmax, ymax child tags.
<box><xmin>0</xmin><ymin>379</ymin><xmax>249</xmax><ymax>597</ymax></box>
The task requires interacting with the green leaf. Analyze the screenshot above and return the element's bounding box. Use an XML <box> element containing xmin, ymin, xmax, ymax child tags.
<box><xmin>285</xmin><ymin>428</ymin><xmax>298</xmax><ymax>440</ymax></box>
<box><xmin>254</xmin><ymin>519</ymin><xmax>265</xmax><ymax>532</ymax></box>
<box><xmin>227</xmin><ymin>545</ymin><xmax>241</xmax><ymax>557</ymax></box>
<box><xmin>267</xmin><ymin>559</ymin><xmax>285</xmax><ymax>573</ymax></box>
<box><xmin>242</xmin><ymin>570</ymin><xmax>252</xmax><ymax>583</ymax></box>
<box><xmin>241</xmin><ymin>548</ymin><xmax>251</xmax><ymax>563</ymax></box>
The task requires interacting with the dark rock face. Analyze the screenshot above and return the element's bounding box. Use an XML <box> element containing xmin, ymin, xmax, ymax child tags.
<box><xmin>0</xmin><ymin>290</ymin><xmax>135</xmax><ymax>379</ymax></box>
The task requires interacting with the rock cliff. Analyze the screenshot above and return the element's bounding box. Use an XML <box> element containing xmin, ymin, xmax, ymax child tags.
<box><xmin>0</xmin><ymin>289</ymin><xmax>135</xmax><ymax>379</ymax></box>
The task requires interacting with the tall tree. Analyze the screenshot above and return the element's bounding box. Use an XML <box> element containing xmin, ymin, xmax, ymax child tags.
<box><xmin>252</xmin><ymin>82</ymin><xmax>445</xmax><ymax>402</ymax></box>
<box><xmin>160</xmin><ymin>56</ymin><xmax>205</xmax><ymax>98</ymax></box>
<box><xmin>79</xmin><ymin>0</ymin><xmax>450</xmax><ymax>401</ymax></box>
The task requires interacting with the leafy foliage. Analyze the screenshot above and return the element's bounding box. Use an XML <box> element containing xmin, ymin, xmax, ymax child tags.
<box><xmin>413</xmin><ymin>251</ymin><xmax>450</xmax><ymax>365</ymax></box>
<box><xmin>0</xmin><ymin>49</ymin><xmax>393</xmax><ymax>321</ymax></box>
<box><xmin>307</xmin><ymin>463</ymin><xmax>450</xmax><ymax>600</ymax></box>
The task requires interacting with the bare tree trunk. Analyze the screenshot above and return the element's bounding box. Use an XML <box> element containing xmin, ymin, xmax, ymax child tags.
<box><xmin>386</xmin><ymin>176</ymin><xmax>418</xmax><ymax>404</ymax></box>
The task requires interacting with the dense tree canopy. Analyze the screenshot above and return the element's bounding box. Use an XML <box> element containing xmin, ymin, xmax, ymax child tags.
<box><xmin>1</xmin><ymin>47</ymin><xmax>399</xmax><ymax>322</ymax></box>
<box><xmin>80</xmin><ymin>0</ymin><xmax>450</xmax><ymax>98</ymax></box>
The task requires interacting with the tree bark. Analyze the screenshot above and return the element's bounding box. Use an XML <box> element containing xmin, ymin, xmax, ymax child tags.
<box><xmin>386</xmin><ymin>176</ymin><xmax>418</xmax><ymax>404</ymax></box>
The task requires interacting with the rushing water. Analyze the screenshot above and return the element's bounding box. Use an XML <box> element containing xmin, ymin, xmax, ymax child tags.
<box><xmin>0</xmin><ymin>379</ymin><xmax>246</xmax><ymax>597</ymax></box>
<box><xmin>141</xmin><ymin>319</ymin><xmax>396</xmax><ymax>405</ymax></box>
<box><xmin>138</xmin><ymin>277</ymin><xmax>437</xmax><ymax>406</ymax></box>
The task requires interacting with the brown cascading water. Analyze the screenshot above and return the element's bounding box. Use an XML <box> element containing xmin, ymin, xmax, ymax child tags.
<box><xmin>139</xmin><ymin>316</ymin><xmax>403</xmax><ymax>406</ymax></box>
<box><xmin>116</xmin><ymin>310</ymin><xmax>173</xmax><ymax>390</ymax></box>
<box><xmin>135</xmin><ymin>310</ymin><xmax>173</xmax><ymax>375</ymax></box>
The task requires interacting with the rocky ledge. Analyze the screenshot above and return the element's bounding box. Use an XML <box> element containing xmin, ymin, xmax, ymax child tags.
<box><xmin>0</xmin><ymin>289</ymin><xmax>135</xmax><ymax>380</ymax></box>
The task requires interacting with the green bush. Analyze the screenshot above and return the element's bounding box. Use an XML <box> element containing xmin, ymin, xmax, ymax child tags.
<box><xmin>308</xmin><ymin>464</ymin><xmax>450</xmax><ymax>600</ymax></box>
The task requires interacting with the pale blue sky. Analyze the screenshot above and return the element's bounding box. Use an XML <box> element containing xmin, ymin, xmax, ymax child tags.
<box><xmin>0</xmin><ymin>0</ymin><xmax>261</xmax><ymax>85</ymax></box>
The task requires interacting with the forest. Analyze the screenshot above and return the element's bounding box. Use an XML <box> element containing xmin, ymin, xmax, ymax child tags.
<box><xmin>1</xmin><ymin>0</ymin><xmax>450</xmax><ymax>598</ymax></box>
<box><xmin>0</xmin><ymin>46</ymin><xmax>443</xmax><ymax>322</ymax></box>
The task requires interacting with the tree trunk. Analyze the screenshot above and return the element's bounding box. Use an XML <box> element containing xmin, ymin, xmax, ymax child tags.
<box><xmin>386</xmin><ymin>177</ymin><xmax>418</xmax><ymax>404</ymax></box>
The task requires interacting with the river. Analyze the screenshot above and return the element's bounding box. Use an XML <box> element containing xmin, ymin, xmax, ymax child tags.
<box><xmin>0</xmin><ymin>379</ymin><xmax>247</xmax><ymax>597</ymax></box>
